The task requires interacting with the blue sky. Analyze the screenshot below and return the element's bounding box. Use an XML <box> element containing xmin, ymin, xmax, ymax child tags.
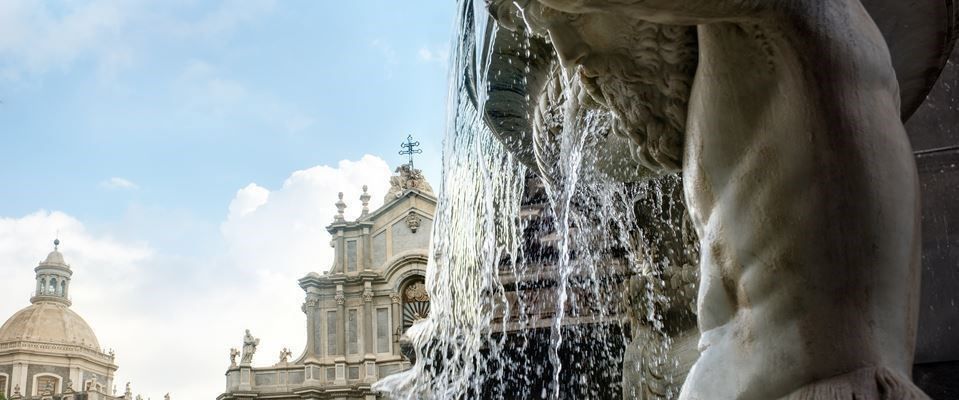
<box><xmin>1</xmin><ymin>0</ymin><xmax>448</xmax><ymax>222</ymax></box>
<box><xmin>0</xmin><ymin>1</ymin><xmax>455</xmax><ymax>397</ymax></box>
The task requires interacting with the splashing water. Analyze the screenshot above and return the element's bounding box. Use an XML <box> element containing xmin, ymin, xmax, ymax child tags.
<box><xmin>374</xmin><ymin>1</ymin><xmax>698</xmax><ymax>399</ymax></box>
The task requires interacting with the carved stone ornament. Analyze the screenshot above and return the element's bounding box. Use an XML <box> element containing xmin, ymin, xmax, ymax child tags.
<box><xmin>390</xmin><ymin>293</ymin><xmax>401</xmax><ymax>304</ymax></box>
<box><xmin>363</xmin><ymin>289</ymin><xmax>374</xmax><ymax>302</ymax></box>
<box><xmin>406</xmin><ymin>212</ymin><xmax>422</xmax><ymax>233</ymax></box>
<box><xmin>305</xmin><ymin>296</ymin><xmax>319</xmax><ymax>308</ymax></box>
<box><xmin>403</xmin><ymin>282</ymin><xmax>430</xmax><ymax>302</ymax></box>
<box><xmin>335</xmin><ymin>292</ymin><xmax>345</xmax><ymax>305</ymax></box>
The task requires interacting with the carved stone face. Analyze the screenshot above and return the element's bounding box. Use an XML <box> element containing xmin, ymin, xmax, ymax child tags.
<box><xmin>488</xmin><ymin>1</ymin><xmax>697</xmax><ymax>174</ymax></box>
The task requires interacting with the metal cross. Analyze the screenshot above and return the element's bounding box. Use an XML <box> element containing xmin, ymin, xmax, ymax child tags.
<box><xmin>398</xmin><ymin>134</ymin><xmax>422</xmax><ymax>169</ymax></box>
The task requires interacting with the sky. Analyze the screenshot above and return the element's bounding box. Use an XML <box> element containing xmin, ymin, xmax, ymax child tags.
<box><xmin>0</xmin><ymin>1</ymin><xmax>455</xmax><ymax>398</ymax></box>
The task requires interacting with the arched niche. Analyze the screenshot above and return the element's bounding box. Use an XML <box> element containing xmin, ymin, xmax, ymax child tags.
<box><xmin>33</xmin><ymin>373</ymin><xmax>61</xmax><ymax>396</ymax></box>
<box><xmin>399</xmin><ymin>276</ymin><xmax>430</xmax><ymax>332</ymax></box>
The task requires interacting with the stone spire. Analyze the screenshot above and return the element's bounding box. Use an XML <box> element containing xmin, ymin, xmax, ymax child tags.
<box><xmin>30</xmin><ymin>239</ymin><xmax>73</xmax><ymax>306</ymax></box>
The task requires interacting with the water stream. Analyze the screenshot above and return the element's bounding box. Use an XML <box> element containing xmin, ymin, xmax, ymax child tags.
<box><xmin>373</xmin><ymin>1</ymin><xmax>695</xmax><ymax>398</ymax></box>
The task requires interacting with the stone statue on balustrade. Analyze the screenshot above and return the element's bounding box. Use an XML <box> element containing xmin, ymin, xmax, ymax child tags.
<box><xmin>483</xmin><ymin>0</ymin><xmax>957</xmax><ymax>398</ymax></box>
<box><xmin>241</xmin><ymin>329</ymin><xmax>259</xmax><ymax>365</ymax></box>
<box><xmin>279</xmin><ymin>347</ymin><xmax>293</xmax><ymax>363</ymax></box>
<box><xmin>229</xmin><ymin>347</ymin><xmax>239</xmax><ymax>367</ymax></box>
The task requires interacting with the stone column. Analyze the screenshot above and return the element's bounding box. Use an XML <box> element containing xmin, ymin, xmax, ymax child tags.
<box><xmin>391</xmin><ymin>292</ymin><xmax>402</xmax><ymax>356</ymax></box>
<box><xmin>363</xmin><ymin>227</ymin><xmax>373</xmax><ymax>271</ymax></box>
<box><xmin>335</xmin><ymin>285</ymin><xmax>346</xmax><ymax>356</ymax></box>
<box><xmin>335</xmin><ymin>231</ymin><xmax>345</xmax><ymax>274</ymax></box>
<box><xmin>303</xmin><ymin>292</ymin><xmax>319</xmax><ymax>359</ymax></box>
<box><xmin>334</xmin><ymin>285</ymin><xmax>347</xmax><ymax>386</ymax></box>
<box><xmin>363</xmin><ymin>284</ymin><xmax>377</xmax><ymax>383</ymax></box>
<box><xmin>363</xmin><ymin>283</ymin><xmax>374</xmax><ymax>354</ymax></box>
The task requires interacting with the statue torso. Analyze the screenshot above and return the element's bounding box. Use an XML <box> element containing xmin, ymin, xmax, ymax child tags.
<box><xmin>680</xmin><ymin>1</ymin><xmax>921</xmax><ymax>398</ymax></box>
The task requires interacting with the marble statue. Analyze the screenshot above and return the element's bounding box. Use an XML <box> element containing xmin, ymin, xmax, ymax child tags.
<box><xmin>241</xmin><ymin>329</ymin><xmax>259</xmax><ymax>364</ymax></box>
<box><xmin>385</xmin><ymin>165</ymin><xmax>434</xmax><ymax>200</ymax></box>
<box><xmin>483</xmin><ymin>0</ymin><xmax>957</xmax><ymax>398</ymax></box>
<box><xmin>229</xmin><ymin>347</ymin><xmax>239</xmax><ymax>367</ymax></box>
<box><xmin>164</xmin><ymin>393</ymin><xmax>170</xmax><ymax>400</ymax></box>
<box><xmin>279</xmin><ymin>347</ymin><xmax>292</xmax><ymax>363</ymax></box>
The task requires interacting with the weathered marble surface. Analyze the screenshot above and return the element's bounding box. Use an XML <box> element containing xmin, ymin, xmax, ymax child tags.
<box><xmin>481</xmin><ymin>0</ymin><xmax>957</xmax><ymax>399</ymax></box>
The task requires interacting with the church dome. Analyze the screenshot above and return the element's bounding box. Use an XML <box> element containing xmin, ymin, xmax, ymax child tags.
<box><xmin>42</xmin><ymin>249</ymin><xmax>68</xmax><ymax>267</ymax></box>
<box><xmin>0</xmin><ymin>301</ymin><xmax>101</xmax><ymax>350</ymax></box>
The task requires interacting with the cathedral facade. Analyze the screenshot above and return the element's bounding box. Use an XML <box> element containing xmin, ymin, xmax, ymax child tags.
<box><xmin>219</xmin><ymin>165</ymin><xmax>435</xmax><ymax>400</ymax></box>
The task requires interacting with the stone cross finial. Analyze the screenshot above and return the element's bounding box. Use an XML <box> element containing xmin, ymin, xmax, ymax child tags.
<box><xmin>334</xmin><ymin>192</ymin><xmax>346</xmax><ymax>222</ymax></box>
<box><xmin>360</xmin><ymin>185</ymin><xmax>371</xmax><ymax>216</ymax></box>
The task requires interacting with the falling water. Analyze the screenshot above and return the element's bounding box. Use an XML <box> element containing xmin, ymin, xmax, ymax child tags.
<box><xmin>374</xmin><ymin>1</ymin><xmax>698</xmax><ymax>399</ymax></box>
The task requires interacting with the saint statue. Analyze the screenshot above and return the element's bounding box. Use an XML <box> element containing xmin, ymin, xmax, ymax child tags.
<box><xmin>229</xmin><ymin>347</ymin><xmax>239</xmax><ymax>367</ymax></box>
<box><xmin>241</xmin><ymin>329</ymin><xmax>259</xmax><ymax>364</ymax></box>
<box><xmin>279</xmin><ymin>347</ymin><xmax>293</xmax><ymax>363</ymax></box>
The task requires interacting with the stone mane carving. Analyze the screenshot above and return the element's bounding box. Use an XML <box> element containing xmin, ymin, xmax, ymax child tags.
<box><xmin>483</xmin><ymin>0</ymin><xmax>957</xmax><ymax>398</ymax></box>
<box><xmin>488</xmin><ymin>1</ymin><xmax>697</xmax><ymax>180</ymax></box>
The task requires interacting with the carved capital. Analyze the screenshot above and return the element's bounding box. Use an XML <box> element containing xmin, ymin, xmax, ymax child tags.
<box><xmin>335</xmin><ymin>292</ymin><xmax>345</xmax><ymax>305</ymax></box>
<box><xmin>363</xmin><ymin>289</ymin><xmax>374</xmax><ymax>302</ymax></box>
<box><xmin>390</xmin><ymin>293</ymin><xmax>401</xmax><ymax>304</ymax></box>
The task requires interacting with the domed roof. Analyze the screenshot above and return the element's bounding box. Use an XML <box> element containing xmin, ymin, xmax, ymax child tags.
<box><xmin>41</xmin><ymin>249</ymin><xmax>67</xmax><ymax>267</ymax></box>
<box><xmin>0</xmin><ymin>301</ymin><xmax>101</xmax><ymax>350</ymax></box>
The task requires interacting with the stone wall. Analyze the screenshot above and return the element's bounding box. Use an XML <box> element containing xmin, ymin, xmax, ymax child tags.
<box><xmin>905</xmin><ymin>44</ymin><xmax>959</xmax><ymax>398</ymax></box>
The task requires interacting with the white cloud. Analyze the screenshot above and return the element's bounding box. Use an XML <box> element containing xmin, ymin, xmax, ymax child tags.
<box><xmin>100</xmin><ymin>177</ymin><xmax>139</xmax><ymax>190</ymax></box>
<box><xmin>228</xmin><ymin>183</ymin><xmax>270</xmax><ymax>218</ymax></box>
<box><xmin>0</xmin><ymin>156</ymin><xmax>398</xmax><ymax>398</ymax></box>
<box><xmin>222</xmin><ymin>155</ymin><xmax>392</xmax><ymax>275</ymax></box>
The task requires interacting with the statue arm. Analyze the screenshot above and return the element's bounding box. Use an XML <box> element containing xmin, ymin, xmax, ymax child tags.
<box><xmin>537</xmin><ymin>0</ymin><xmax>775</xmax><ymax>24</ymax></box>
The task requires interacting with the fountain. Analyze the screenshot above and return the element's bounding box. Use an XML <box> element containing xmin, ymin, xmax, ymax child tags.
<box><xmin>375</xmin><ymin>0</ymin><xmax>958</xmax><ymax>399</ymax></box>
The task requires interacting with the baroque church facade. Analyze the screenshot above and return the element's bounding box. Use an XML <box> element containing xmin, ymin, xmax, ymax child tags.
<box><xmin>218</xmin><ymin>165</ymin><xmax>435</xmax><ymax>400</ymax></box>
<box><xmin>0</xmin><ymin>240</ymin><xmax>154</xmax><ymax>400</ymax></box>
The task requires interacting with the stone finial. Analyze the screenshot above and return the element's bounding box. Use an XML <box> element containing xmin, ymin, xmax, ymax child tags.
<box><xmin>360</xmin><ymin>185</ymin><xmax>371</xmax><ymax>216</ymax></box>
<box><xmin>334</xmin><ymin>192</ymin><xmax>347</xmax><ymax>222</ymax></box>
